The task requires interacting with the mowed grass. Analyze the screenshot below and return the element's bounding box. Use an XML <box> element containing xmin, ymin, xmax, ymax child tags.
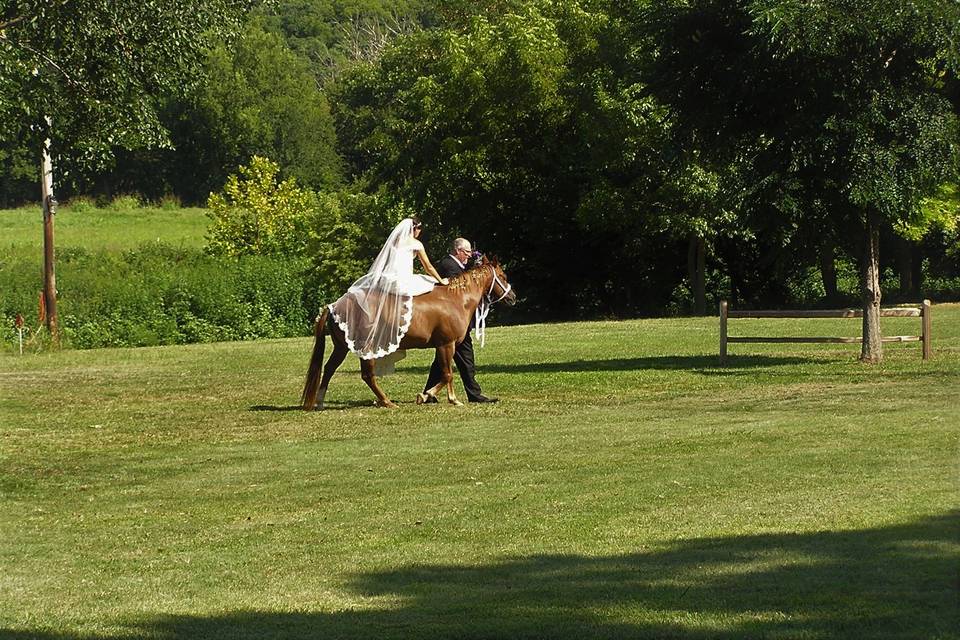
<box><xmin>0</xmin><ymin>204</ymin><xmax>209</xmax><ymax>252</ymax></box>
<box><xmin>1</xmin><ymin>307</ymin><xmax>958</xmax><ymax>639</ymax></box>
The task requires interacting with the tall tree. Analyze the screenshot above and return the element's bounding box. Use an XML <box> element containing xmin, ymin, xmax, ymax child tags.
<box><xmin>0</xmin><ymin>0</ymin><xmax>259</xmax><ymax>169</ymax></box>
<box><xmin>0</xmin><ymin>0</ymin><xmax>259</xmax><ymax>337</ymax></box>
<box><xmin>335</xmin><ymin>1</ymin><xmax>683</xmax><ymax>317</ymax></box>
<box><xmin>169</xmin><ymin>19</ymin><xmax>344</xmax><ymax>202</ymax></box>
<box><xmin>640</xmin><ymin>0</ymin><xmax>960</xmax><ymax>361</ymax></box>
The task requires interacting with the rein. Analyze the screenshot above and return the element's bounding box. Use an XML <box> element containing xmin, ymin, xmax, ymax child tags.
<box><xmin>474</xmin><ymin>266</ymin><xmax>512</xmax><ymax>347</ymax></box>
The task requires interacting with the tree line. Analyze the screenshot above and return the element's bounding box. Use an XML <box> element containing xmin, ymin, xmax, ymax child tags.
<box><xmin>2</xmin><ymin>0</ymin><xmax>958</xmax><ymax>361</ymax></box>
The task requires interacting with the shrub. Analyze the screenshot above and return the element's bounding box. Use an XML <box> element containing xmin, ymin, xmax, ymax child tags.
<box><xmin>66</xmin><ymin>196</ymin><xmax>97</xmax><ymax>214</ymax></box>
<box><xmin>206</xmin><ymin>156</ymin><xmax>319</xmax><ymax>258</ymax></box>
<box><xmin>0</xmin><ymin>243</ymin><xmax>312</xmax><ymax>350</ymax></box>
<box><xmin>157</xmin><ymin>194</ymin><xmax>182</xmax><ymax>210</ymax></box>
<box><xmin>107</xmin><ymin>194</ymin><xmax>142</xmax><ymax>211</ymax></box>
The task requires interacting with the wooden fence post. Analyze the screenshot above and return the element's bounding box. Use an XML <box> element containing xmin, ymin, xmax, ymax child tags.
<box><xmin>922</xmin><ymin>299</ymin><xmax>932</xmax><ymax>360</ymax></box>
<box><xmin>719</xmin><ymin>300</ymin><xmax>728</xmax><ymax>365</ymax></box>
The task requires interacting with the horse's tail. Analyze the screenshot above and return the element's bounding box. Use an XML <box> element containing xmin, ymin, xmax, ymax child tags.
<box><xmin>302</xmin><ymin>307</ymin><xmax>330</xmax><ymax>410</ymax></box>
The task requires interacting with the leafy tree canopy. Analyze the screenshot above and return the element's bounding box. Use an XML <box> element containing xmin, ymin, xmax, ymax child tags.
<box><xmin>0</xmin><ymin>0</ymin><xmax>260</xmax><ymax>172</ymax></box>
<box><xmin>170</xmin><ymin>18</ymin><xmax>343</xmax><ymax>201</ymax></box>
<box><xmin>640</xmin><ymin>0</ymin><xmax>960</xmax><ymax>234</ymax></box>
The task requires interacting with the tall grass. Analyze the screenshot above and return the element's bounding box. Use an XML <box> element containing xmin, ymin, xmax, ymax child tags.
<box><xmin>1</xmin><ymin>308</ymin><xmax>957</xmax><ymax>639</ymax></box>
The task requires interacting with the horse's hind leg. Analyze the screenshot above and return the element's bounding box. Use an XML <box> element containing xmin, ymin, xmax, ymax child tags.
<box><xmin>360</xmin><ymin>359</ymin><xmax>397</xmax><ymax>408</ymax></box>
<box><xmin>317</xmin><ymin>325</ymin><xmax>349</xmax><ymax>410</ymax></box>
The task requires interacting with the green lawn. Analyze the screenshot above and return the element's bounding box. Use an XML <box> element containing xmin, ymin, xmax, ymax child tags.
<box><xmin>1</xmin><ymin>308</ymin><xmax>958</xmax><ymax>639</ymax></box>
<box><xmin>0</xmin><ymin>204</ymin><xmax>209</xmax><ymax>252</ymax></box>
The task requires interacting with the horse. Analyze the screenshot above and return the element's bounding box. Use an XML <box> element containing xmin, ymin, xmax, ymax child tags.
<box><xmin>302</xmin><ymin>256</ymin><xmax>517</xmax><ymax>410</ymax></box>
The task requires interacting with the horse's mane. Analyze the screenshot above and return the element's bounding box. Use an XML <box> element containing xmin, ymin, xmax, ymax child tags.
<box><xmin>446</xmin><ymin>257</ymin><xmax>498</xmax><ymax>292</ymax></box>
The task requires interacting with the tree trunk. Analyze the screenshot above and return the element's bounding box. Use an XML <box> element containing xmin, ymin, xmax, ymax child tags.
<box><xmin>819</xmin><ymin>238</ymin><xmax>838</xmax><ymax>302</ymax></box>
<box><xmin>860</xmin><ymin>211</ymin><xmax>883</xmax><ymax>363</ymax></box>
<box><xmin>687</xmin><ymin>233</ymin><xmax>706</xmax><ymax>315</ymax></box>
<box><xmin>41</xmin><ymin>129</ymin><xmax>59</xmax><ymax>344</ymax></box>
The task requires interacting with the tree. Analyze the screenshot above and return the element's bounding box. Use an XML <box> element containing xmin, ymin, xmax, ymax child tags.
<box><xmin>0</xmin><ymin>0</ymin><xmax>259</xmax><ymax>337</ymax></box>
<box><xmin>640</xmin><ymin>0</ymin><xmax>960</xmax><ymax>361</ymax></box>
<box><xmin>335</xmin><ymin>1</ymin><xmax>685</xmax><ymax>318</ymax></box>
<box><xmin>260</xmin><ymin>0</ymin><xmax>431</xmax><ymax>79</ymax></box>
<box><xmin>0</xmin><ymin>0</ymin><xmax>259</xmax><ymax>168</ymax></box>
<box><xmin>170</xmin><ymin>19</ymin><xmax>344</xmax><ymax>202</ymax></box>
<box><xmin>206</xmin><ymin>156</ymin><xmax>319</xmax><ymax>258</ymax></box>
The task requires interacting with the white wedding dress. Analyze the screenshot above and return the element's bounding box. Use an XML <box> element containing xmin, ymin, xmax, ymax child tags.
<box><xmin>329</xmin><ymin>218</ymin><xmax>439</xmax><ymax>360</ymax></box>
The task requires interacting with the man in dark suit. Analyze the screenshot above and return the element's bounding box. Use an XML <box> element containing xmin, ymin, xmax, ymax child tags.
<box><xmin>423</xmin><ymin>237</ymin><xmax>498</xmax><ymax>403</ymax></box>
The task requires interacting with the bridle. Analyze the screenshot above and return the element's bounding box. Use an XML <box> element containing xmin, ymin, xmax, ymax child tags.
<box><xmin>475</xmin><ymin>265</ymin><xmax>512</xmax><ymax>347</ymax></box>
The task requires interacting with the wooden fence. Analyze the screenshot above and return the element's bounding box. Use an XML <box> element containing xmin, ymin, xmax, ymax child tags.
<box><xmin>719</xmin><ymin>300</ymin><xmax>932</xmax><ymax>364</ymax></box>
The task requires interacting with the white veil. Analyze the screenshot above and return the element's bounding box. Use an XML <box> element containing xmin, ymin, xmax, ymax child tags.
<box><xmin>329</xmin><ymin>218</ymin><xmax>433</xmax><ymax>359</ymax></box>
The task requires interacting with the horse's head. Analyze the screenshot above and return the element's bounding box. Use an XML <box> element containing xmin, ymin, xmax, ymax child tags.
<box><xmin>481</xmin><ymin>255</ymin><xmax>517</xmax><ymax>307</ymax></box>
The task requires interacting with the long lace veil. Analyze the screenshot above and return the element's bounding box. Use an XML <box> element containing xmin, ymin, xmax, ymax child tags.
<box><xmin>329</xmin><ymin>218</ymin><xmax>419</xmax><ymax>359</ymax></box>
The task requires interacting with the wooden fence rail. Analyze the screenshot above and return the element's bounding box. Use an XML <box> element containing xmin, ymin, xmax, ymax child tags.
<box><xmin>719</xmin><ymin>300</ymin><xmax>932</xmax><ymax>364</ymax></box>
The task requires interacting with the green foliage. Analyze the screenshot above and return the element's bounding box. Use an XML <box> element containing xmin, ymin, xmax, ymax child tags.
<box><xmin>642</xmin><ymin>0</ymin><xmax>960</xmax><ymax>234</ymax></box>
<box><xmin>0</xmin><ymin>243</ymin><xmax>311</xmax><ymax>350</ymax></box>
<box><xmin>172</xmin><ymin>19</ymin><xmax>343</xmax><ymax>201</ymax></box>
<box><xmin>106</xmin><ymin>194</ymin><xmax>142</xmax><ymax>212</ymax></box>
<box><xmin>65</xmin><ymin>196</ymin><xmax>97</xmax><ymax>214</ymax></box>
<box><xmin>303</xmin><ymin>191</ymin><xmax>418</xmax><ymax>305</ymax></box>
<box><xmin>336</xmin><ymin>1</ymin><xmax>682</xmax><ymax>317</ymax></box>
<box><xmin>157</xmin><ymin>194</ymin><xmax>183</xmax><ymax>211</ymax></box>
<box><xmin>0</xmin><ymin>0</ymin><xmax>259</xmax><ymax>172</ymax></box>
<box><xmin>206</xmin><ymin>156</ymin><xmax>319</xmax><ymax>258</ymax></box>
<box><xmin>917</xmin><ymin>183</ymin><xmax>960</xmax><ymax>237</ymax></box>
<box><xmin>260</xmin><ymin>0</ymin><xmax>433</xmax><ymax>77</ymax></box>
<box><xmin>0</xmin><ymin>144</ymin><xmax>37</xmax><ymax>207</ymax></box>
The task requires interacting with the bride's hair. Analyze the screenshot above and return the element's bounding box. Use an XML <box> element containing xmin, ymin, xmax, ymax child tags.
<box><xmin>410</xmin><ymin>217</ymin><xmax>422</xmax><ymax>229</ymax></box>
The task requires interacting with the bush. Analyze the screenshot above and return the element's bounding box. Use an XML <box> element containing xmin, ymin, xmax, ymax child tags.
<box><xmin>107</xmin><ymin>194</ymin><xmax>142</xmax><ymax>211</ymax></box>
<box><xmin>157</xmin><ymin>194</ymin><xmax>182</xmax><ymax>210</ymax></box>
<box><xmin>206</xmin><ymin>156</ymin><xmax>319</xmax><ymax>258</ymax></box>
<box><xmin>0</xmin><ymin>243</ymin><xmax>313</xmax><ymax>350</ymax></box>
<box><xmin>66</xmin><ymin>196</ymin><xmax>97</xmax><ymax>214</ymax></box>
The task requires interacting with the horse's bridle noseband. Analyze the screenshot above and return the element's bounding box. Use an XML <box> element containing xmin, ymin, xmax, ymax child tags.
<box><xmin>475</xmin><ymin>265</ymin><xmax>512</xmax><ymax>347</ymax></box>
<box><xmin>485</xmin><ymin>266</ymin><xmax>513</xmax><ymax>305</ymax></box>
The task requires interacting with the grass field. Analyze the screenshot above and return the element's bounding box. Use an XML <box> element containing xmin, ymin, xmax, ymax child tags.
<box><xmin>0</xmin><ymin>204</ymin><xmax>208</xmax><ymax>253</ymax></box>
<box><xmin>1</xmin><ymin>306</ymin><xmax>958</xmax><ymax>639</ymax></box>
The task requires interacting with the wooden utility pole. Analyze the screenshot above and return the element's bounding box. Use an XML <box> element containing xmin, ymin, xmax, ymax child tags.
<box><xmin>41</xmin><ymin>122</ymin><xmax>59</xmax><ymax>343</ymax></box>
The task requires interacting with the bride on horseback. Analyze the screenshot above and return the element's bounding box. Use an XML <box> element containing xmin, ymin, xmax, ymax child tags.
<box><xmin>329</xmin><ymin>217</ymin><xmax>449</xmax><ymax>360</ymax></box>
<box><xmin>303</xmin><ymin>218</ymin><xmax>515</xmax><ymax>410</ymax></box>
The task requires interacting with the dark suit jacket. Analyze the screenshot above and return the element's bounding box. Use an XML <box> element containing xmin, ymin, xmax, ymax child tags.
<box><xmin>435</xmin><ymin>254</ymin><xmax>466</xmax><ymax>280</ymax></box>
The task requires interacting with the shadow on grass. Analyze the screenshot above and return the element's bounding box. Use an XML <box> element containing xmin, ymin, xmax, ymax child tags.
<box><xmin>374</xmin><ymin>354</ymin><xmax>818</xmax><ymax>377</ymax></box>
<box><xmin>250</xmin><ymin>399</ymin><xmax>433</xmax><ymax>412</ymax></box>
<box><xmin>249</xmin><ymin>404</ymin><xmax>305</xmax><ymax>412</ymax></box>
<box><xmin>3</xmin><ymin>512</ymin><xmax>956</xmax><ymax>639</ymax></box>
<box><xmin>249</xmin><ymin>400</ymin><xmax>377</xmax><ymax>412</ymax></box>
<box><xmin>478</xmin><ymin>354</ymin><xmax>817</xmax><ymax>374</ymax></box>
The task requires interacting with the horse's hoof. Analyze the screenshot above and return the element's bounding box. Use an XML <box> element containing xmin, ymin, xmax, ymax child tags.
<box><xmin>376</xmin><ymin>399</ymin><xmax>398</xmax><ymax>409</ymax></box>
<box><xmin>449</xmin><ymin>399</ymin><xmax>464</xmax><ymax>406</ymax></box>
<box><xmin>415</xmin><ymin>393</ymin><xmax>431</xmax><ymax>405</ymax></box>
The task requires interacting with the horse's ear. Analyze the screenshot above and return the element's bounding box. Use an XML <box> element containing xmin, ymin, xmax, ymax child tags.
<box><xmin>489</xmin><ymin>255</ymin><xmax>500</xmax><ymax>267</ymax></box>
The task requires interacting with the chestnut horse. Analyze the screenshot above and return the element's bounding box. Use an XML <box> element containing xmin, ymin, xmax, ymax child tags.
<box><xmin>302</xmin><ymin>257</ymin><xmax>516</xmax><ymax>410</ymax></box>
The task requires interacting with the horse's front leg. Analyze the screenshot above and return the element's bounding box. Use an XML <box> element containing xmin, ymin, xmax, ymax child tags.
<box><xmin>418</xmin><ymin>343</ymin><xmax>462</xmax><ymax>406</ymax></box>
<box><xmin>360</xmin><ymin>359</ymin><xmax>397</xmax><ymax>408</ymax></box>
